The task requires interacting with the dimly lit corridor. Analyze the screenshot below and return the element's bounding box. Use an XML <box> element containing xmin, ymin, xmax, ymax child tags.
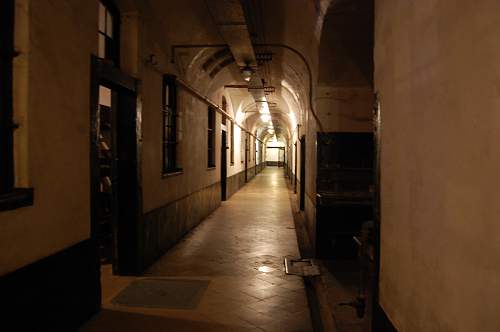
<box><xmin>82</xmin><ymin>167</ymin><xmax>312</xmax><ymax>331</ymax></box>
<box><xmin>2</xmin><ymin>0</ymin><xmax>500</xmax><ymax>331</ymax></box>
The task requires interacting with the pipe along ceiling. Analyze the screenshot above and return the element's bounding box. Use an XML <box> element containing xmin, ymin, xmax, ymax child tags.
<box><xmin>203</xmin><ymin>0</ymin><xmax>303</xmax><ymax>146</ymax></box>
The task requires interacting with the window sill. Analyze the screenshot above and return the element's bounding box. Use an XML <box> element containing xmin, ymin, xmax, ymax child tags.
<box><xmin>162</xmin><ymin>168</ymin><xmax>183</xmax><ymax>178</ymax></box>
<box><xmin>0</xmin><ymin>188</ymin><xmax>34</xmax><ymax>212</ymax></box>
<box><xmin>207</xmin><ymin>166</ymin><xmax>216</xmax><ymax>170</ymax></box>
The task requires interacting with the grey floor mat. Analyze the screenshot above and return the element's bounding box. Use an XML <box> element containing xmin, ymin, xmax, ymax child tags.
<box><xmin>112</xmin><ymin>278</ymin><xmax>210</xmax><ymax>309</ymax></box>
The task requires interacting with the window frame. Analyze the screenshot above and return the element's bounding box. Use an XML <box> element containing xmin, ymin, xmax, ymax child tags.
<box><xmin>221</xmin><ymin>96</ymin><xmax>227</xmax><ymax>126</ymax></box>
<box><xmin>0</xmin><ymin>0</ymin><xmax>33</xmax><ymax>211</ymax></box>
<box><xmin>98</xmin><ymin>0</ymin><xmax>120</xmax><ymax>66</ymax></box>
<box><xmin>207</xmin><ymin>107</ymin><xmax>216</xmax><ymax>168</ymax></box>
<box><xmin>162</xmin><ymin>74</ymin><xmax>181</xmax><ymax>176</ymax></box>
<box><xmin>222</xmin><ymin>96</ymin><xmax>235</xmax><ymax>165</ymax></box>
<box><xmin>0</xmin><ymin>0</ymin><xmax>15</xmax><ymax>195</ymax></box>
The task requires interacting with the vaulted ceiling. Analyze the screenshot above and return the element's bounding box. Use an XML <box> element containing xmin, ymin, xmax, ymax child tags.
<box><xmin>150</xmin><ymin>0</ymin><xmax>371</xmax><ymax>145</ymax></box>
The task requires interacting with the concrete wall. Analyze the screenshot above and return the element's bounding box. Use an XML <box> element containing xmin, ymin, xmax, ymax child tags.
<box><xmin>0</xmin><ymin>0</ymin><xmax>97</xmax><ymax>276</ymax></box>
<box><xmin>123</xmin><ymin>0</ymin><xmax>262</xmax><ymax>270</ymax></box>
<box><xmin>292</xmin><ymin>0</ymin><xmax>374</xmax><ymax>252</ymax></box>
<box><xmin>0</xmin><ymin>0</ymin><xmax>263</xmax><ymax>277</ymax></box>
<box><xmin>374</xmin><ymin>1</ymin><xmax>500</xmax><ymax>331</ymax></box>
<box><xmin>133</xmin><ymin>0</ymin><xmax>225</xmax><ymax>215</ymax></box>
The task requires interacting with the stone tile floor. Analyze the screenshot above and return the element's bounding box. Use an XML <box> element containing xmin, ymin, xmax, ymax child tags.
<box><xmin>81</xmin><ymin>167</ymin><xmax>313</xmax><ymax>331</ymax></box>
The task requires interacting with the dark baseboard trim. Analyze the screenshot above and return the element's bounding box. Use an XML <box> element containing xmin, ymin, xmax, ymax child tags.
<box><xmin>140</xmin><ymin>164</ymin><xmax>265</xmax><ymax>272</ymax></box>
<box><xmin>226</xmin><ymin>164</ymin><xmax>264</xmax><ymax>199</ymax></box>
<box><xmin>0</xmin><ymin>239</ymin><xmax>101</xmax><ymax>331</ymax></box>
<box><xmin>373</xmin><ymin>302</ymin><xmax>398</xmax><ymax>332</ymax></box>
<box><xmin>139</xmin><ymin>181</ymin><xmax>221</xmax><ymax>271</ymax></box>
<box><xmin>266</xmin><ymin>161</ymin><xmax>285</xmax><ymax>167</ymax></box>
<box><xmin>0</xmin><ymin>187</ymin><xmax>34</xmax><ymax>211</ymax></box>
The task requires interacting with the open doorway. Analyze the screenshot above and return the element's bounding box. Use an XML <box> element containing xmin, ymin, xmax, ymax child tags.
<box><xmin>90</xmin><ymin>56</ymin><xmax>140</xmax><ymax>276</ymax></box>
<box><xmin>221</xmin><ymin>130</ymin><xmax>227</xmax><ymax>201</ymax></box>
<box><xmin>314</xmin><ymin>0</ymin><xmax>376</xmax><ymax>329</ymax></box>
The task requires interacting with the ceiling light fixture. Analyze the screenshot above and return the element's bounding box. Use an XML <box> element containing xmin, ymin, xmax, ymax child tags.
<box><xmin>240</xmin><ymin>63</ymin><xmax>254</xmax><ymax>82</ymax></box>
<box><xmin>259</xmin><ymin>102</ymin><xmax>270</xmax><ymax>114</ymax></box>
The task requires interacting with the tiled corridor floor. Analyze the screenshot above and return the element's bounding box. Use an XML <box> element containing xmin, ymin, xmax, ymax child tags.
<box><xmin>81</xmin><ymin>167</ymin><xmax>313</xmax><ymax>332</ymax></box>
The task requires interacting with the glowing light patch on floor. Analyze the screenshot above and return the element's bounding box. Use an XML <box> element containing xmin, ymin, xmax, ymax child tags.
<box><xmin>257</xmin><ymin>266</ymin><xmax>275</xmax><ymax>273</ymax></box>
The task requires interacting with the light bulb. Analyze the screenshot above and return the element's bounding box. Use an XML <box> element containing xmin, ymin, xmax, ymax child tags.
<box><xmin>241</xmin><ymin>65</ymin><xmax>254</xmax><ymax>82</ymax></box>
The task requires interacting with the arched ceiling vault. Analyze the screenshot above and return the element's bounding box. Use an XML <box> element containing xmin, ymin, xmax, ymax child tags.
<box><xmin>161</xmin><ymin>0</ymin><xmax>334</xmax><ymax>146</ymax></box>
<box><xmin>172</xmin><ymin>0</ymin><xmax>313</xmax><ymax>146</ymax></box>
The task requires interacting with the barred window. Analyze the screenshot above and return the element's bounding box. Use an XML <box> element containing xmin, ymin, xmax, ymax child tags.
<box><xmin>221</xmin><ymin>96</ymin><xmax>227</xmax><ymax>126</ymax></box>
<box><xmin>162</xmin><ymin>75</ymin><xmax>180</xmax><ymax>174</ymax></box>
<box><xmin>207</xmin><ymin>107</ymin><xmax>216</xmax><ymax>168</ymax></box>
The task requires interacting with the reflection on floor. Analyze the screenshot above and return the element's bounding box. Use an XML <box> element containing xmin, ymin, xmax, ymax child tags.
<box><xmin>81</xmin><ymin>167</ymin><xmax>313</xmax><ymax>332</ymax></box>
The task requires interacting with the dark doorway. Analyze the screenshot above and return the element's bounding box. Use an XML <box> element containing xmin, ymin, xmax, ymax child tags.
<box><xmin>221</xmin><ymin>130</ymin><xmax>227</xmax><ymax>201</ymax></box>
<box><xmin>285</xmin><ymin>147</ymin><xmax>288</xmax><ymax>173</ymax></box>
<box><xmin>279</xmin><ymin>147</ymin><xmax>285</xmax><ymax>168</ymax></box>
<box><xmin>254</xmin><ymin>140</ymin><xmax>257</xmax><ymax>177</ymax></box>
<box><xmin>294</xmin><ymin>142</ymin><xmax>298</xmax><ymax>193</ymax></box>
<box><xmin>244</xmin><ymin>134</ymin><xmax>248</xmax><ymax>182</ymax></box>
<box><xmin>90</xmin><ymin>56</ymin><xmax>141</xmax><ymax>276</ymax></box>
<box><xmin>94</xmin><ymin>85</ymin><xmax>116</xmax><ymax>266</ymax></box>
<box><xmin>299</xmin><ymin>136</ymin><xmax>306</xmax><ymax>210</ymax></box>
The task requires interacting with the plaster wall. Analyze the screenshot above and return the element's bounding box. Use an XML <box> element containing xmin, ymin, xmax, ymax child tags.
<box><xmin>294</xmin><ymin>0</ymin><xmax>374</xmax><ymax>253</ymax></box>
<box><xmin>0</xmin><ymin>0</ymin><xmax>97</xmax><ymax>275</ymax></box>
<box><xmin>316</xmin><ymin>86</ymin><xmax>373</xmax><ymax>133</ymax></box>
<box><xmin>304</xmin><ymin>116</ymin><xmax>318</xmax><ymax>244</ymax></box>
<box><xmin>0</xmin><ymin>0</ymin><xmax>258</xmax><ymax>276</ymax></box>
<box><xmin>126</xmin><ymin>0</ymin><xmax>252</xmax><ymax>214</ymax></box>
<box><xmin>133</xmin><ymin>0</ymin><xmax>224</xmax><ymax>214</ymax></box>
<box><xmin>374</xmin><ymin>1</ymin><xmax>500</xmax><ymax>331</ymax></box>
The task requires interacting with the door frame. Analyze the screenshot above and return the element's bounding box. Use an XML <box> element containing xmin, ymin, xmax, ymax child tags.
<box><xmin>221</xmin><ymin>130</ymin><xmax>227</xmax><ymax>201</ymax></box>
<box><xmin>244</xmin><ymin>133</ymin><xmax>248</xmax><ymax>182</ymax></box>
<box><xmin>294</xmin><ymin>141</ymin><xmax>298</xmax><ymax>193</ymax></box>
<box><xmin>371</xmin><ymin>93</ymin><xmax>387</xmax><ymax>330</ymax></box>
<box><xmin>254</xmin><ymin>138</ymin><xmax>257</xmax><ymax>176</ymax></box>
<box><xmin>90</xmin><ymin>56</ymin><xmax>142</xmax><ymax>275</ymax></box>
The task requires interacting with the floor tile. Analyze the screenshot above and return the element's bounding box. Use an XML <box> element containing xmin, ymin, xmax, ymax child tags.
<box><xmin>82</xmin><ymin>168</ymin><xmax>313</xmax><ymax>331</ymax></box>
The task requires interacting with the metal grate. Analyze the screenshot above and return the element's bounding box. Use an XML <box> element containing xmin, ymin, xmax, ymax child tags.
<box><xmin>284</xmin><ymin>257</ymin><xmax>320</xmax><ymax>277</ymax></box>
